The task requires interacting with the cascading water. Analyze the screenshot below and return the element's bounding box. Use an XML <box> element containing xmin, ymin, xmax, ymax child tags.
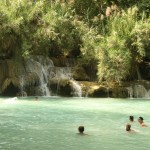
<box><xmin>126</xmin><ymin>65</ymin><xmax>150</xmax><ymax>98</ymax></box>
<box><xmin>48</xmin><ymin>66</ymin><xmax>82</xmax><ymax>97</ymax></box>
<box><xmin>19</xmin><ymin>76</ymin><xmax>24</xmax><ymax>97</ymax></box>
<box><xmin>35</xmin><ymin>57</ymin><xmax>55</xmax><ymax>96</ymax></box>
<box><xmin>24</xmin><ymin>56</ymin><xmax>82</xmax><ymax>97</ymax></box>
<box><xmin>127</xmin><ymin>81</ymin><xmax>150</xmax><ymax>98</ymax></box>
<box><xmin>136</xmin><ymin>65</ymin><xmax>142</xmax><ymax>80</ymax></box>
<box><xmin>70</xmin><ymin>80</ymin><xmax>82</xmax><ymax>97</ymax></box>
<box><xmin>39</xmin><ymin>66</ymin><xmax>51</xmax><ymax>96</ymax></box>
<box><xmin>56</xmin><ymin>67</ymin><xmax>71</xmax><ymax>95</ymax></box>
<box><xmin>25</xmin><ymin>56</ymin><xmax>54</xmax><ymax>96</ymax></box>
<box><xmin>55</xmin><ymin>67</ymin><xmax>72</xmax><ymax>79</ymax></box>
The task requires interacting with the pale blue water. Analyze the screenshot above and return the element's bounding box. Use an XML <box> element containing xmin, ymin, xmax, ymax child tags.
<box><xmin>0</xmin><ymin>97</ymin><xmax>150</xmax><ymax>150</ymax></box>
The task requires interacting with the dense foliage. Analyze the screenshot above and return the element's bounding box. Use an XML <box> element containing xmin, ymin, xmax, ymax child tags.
<box><xmin>0</xmin><ymin>0</ymin><xmax>149</xmax><ymax>82</ymax></box>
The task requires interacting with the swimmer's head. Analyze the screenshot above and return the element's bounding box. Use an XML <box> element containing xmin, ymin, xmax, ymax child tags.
<box><xmin>126</xmin><ymin>124</ymin><xmax>131</xmax><ymax>131</ymax></box>
<box><xmin>139</xmin><ymin>117</ymin><xmax>144</xmax><ymax>120</ymax></box>
<box><xmin>78</xmin><ymin>126</ymin><xmax>84</xmax><ymax>133</ymax></box>
<box><xmin>138</xmin><ymin>117</ymin><xmax>144</xmax><ymax>123</ymax></box>
<box><xmin>129</xmin><ymin>116</ymin><xmax>134</xmax><ymax>122</ymax></box>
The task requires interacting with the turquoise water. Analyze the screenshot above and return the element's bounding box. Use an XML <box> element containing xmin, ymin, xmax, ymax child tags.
<box><xmin>0</xmin><ymin>97</ymin><xmax>150</xmax><ymax>150</ymax></box>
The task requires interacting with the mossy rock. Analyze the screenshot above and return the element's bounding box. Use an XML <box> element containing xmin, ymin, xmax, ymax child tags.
<box><xmin>49</xmin><ymin>79</ymin><xmax>72</xmax><ymax>96</ymax></box>
<box><xmin>78</xmin><ymin>81</ymin><xmax>110</xmax><ymax>97</ymax></box>
<box><xmin>72</xmin><ymin>66</ymin><xmax>90</xmax><ymax>81</ymax></box>
<box><xmin>111</xmin><ymin>87</ymin><xmax>128</xmax><ymax>98</ymax></box>
<box><xmin>88</xmin><ymin>86</ymin><xmax>109</xmax><ymax>98</ymax></box>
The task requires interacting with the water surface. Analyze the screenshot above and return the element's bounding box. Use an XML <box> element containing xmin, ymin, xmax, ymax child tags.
<box><xmin>0</xmin><ymin>97</ymin><xmax>150</xmax><ymax>150</ymax></box>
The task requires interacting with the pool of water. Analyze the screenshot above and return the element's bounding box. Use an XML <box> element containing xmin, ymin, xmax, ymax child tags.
<box><xmin>0</xmin><ymin>97</ymin><xmax>150</xmax><ymax>150</ymax></box>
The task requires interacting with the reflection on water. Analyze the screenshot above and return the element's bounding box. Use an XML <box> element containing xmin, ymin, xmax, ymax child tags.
<box><xmin>0</xmin><ymin>97</ymin><xmax>150</xmax><ymax>150</ymax></box>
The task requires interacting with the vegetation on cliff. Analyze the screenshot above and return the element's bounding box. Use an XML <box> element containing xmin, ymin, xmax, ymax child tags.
<box><xmin>0</xmin><ymin>0</ymin><xmax>149</xmax><ymax>84</ymax></box>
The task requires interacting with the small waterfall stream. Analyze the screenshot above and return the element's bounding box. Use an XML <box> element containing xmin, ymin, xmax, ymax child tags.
<box><xmin>39</xmin><ymin>66</ymin><xmax>51</xmax><ymax>96</ymax></box>
<box><xmin>53</xmin><ymin>67</ymin><xmax>82</xmax><ymax>97</ymax></box>
<box><xmin>126</xmin><ymin>65</ymin><xmax>149</xmax><ymax>98</ymax></box>
<box><xmin>25</xmin><ymin>57</ymin><xmax>54</xmax><ymax>96</ymax></box>
<box><xmin>19</xmin><ymin>76</ymin><xmax>24</xmax><ymax>97</ymax></box>
<box><xmin>136</xmin><ymin>65</ymin><xmax>142</xmax><ymax>80</ymax></box>
<box><xmin>70</xmin><ymin>80</ymin><xmax>82</xmax><ymax>97</ymax></box>
<box><xmin>127</xmin><ymin>81</ymin><xmax>150</xmax><ymax>98</ymax></box>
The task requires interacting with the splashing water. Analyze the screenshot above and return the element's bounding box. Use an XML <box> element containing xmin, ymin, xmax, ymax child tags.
<box><xmin>70</xmin><ymin>80</ymin><xmax>82</xmax><ymax>97</ymax></box>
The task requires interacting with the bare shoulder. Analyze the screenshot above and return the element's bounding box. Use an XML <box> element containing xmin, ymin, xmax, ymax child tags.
<box><xmin>127</xmin><ymin>130</ymin><xmax>136</xmax><ymax>133</ymax></box>
<box><xmin>141</xmin><ymin>124</ymin><xmax>148</xmax><ymax>127</ymax></box>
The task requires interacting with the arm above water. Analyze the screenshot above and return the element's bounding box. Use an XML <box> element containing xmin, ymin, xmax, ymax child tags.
<box><xmin>141</xmin><ymin>123</ymin><xmax>148</xmax><ymax>127</ymax></box>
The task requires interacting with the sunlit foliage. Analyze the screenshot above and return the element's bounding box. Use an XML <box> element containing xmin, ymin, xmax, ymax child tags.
<box><xmin>0</xmin><ymin>0</ymin><xmax>149</xmax><ymax>82</ymax></box>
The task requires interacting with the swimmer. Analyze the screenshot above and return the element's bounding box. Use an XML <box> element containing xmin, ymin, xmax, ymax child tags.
<box><xmin>138</xmin><ymin>117</ymin><xmax>148</xmax><ymax>127</ymax></box>
<box><xmin>77</xmin><ymin>126</ymin><xmax>88</xmax><ymax>135</ymax></box>
<box><xmin>126</xmin><ymin>123</ymin><xmax>135</xmax><ymax>133</ymax></box>
<box><xmin>129</xmin><ymin>116</ymin><xmax>134</xmax><ymax>122</ymax></box>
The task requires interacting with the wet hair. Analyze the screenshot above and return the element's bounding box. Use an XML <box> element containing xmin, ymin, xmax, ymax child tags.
<box><xmin>139</xmin><ymin>117</ymin><xmax>144</xmax><ymax>121</ymax></box>
<box><xmin>78</xmin><ymin>126</ymin><xmax>84</xmax><ymax>133</ymax></box>
<box><xmin>126</xmin><ymin>124</ymin><xmax>131</xmax><ymax>131</ymax></box>
<box><xmin>129</xmin><ymin>116</ymin><xmax>134</xmax><ymax>121</ymax></box>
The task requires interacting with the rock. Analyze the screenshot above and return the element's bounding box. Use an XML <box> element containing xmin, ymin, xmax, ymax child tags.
<box><xmin>72</xmin><ymin>66</ymin><xmax>90</xmax><ymax>81</ymax></box>
<box><xmin>49</xmin><ymin>79</ymin><xmax>72</xmax><ymax>96</ymax></box>
<box><xmin>111</xmin><ymin>87</ymin><xmax>128</xmax><ymax>98</ymax></box>
<box><xmin>88</xmin><ymin>86</ymin><xmax>109</xmax><ymax>98</ymax></box>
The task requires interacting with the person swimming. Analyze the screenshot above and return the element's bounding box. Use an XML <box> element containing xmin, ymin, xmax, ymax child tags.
<box><xmin>129</xmin><ymin>116</ymin><xmax>134</xmax><ymax>122</ymax></box>
<box><xmin>138</xmin><ymin>117</ymin><xmax>148</xmax><ymax>127</ymax></box>
<box><xmin>77</xmin><ymin>126</ymin><xmax>88</xmax><ymax>135</ymax></box>
<box><xmin>126</xmin><ymin>123</ymin><xmax>131</xmax><ymax>131</ymax></box>
<box><xmin>126</xmin><ymin>123</ymin><xmax>135</xmax><ymax>133</ymax></box>
<box><xmin>78</xmin><ymin>126</ymin><xmax>84</xmax><ymax>134</ymax></box>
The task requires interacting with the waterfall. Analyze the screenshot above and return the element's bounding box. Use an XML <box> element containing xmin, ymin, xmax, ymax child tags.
<box><xmin>24</xmin><ymin>56</ymin><xmax>82</xmax><ymax>97</ymax></box>
<box><xmin>55</xmin><ymin>67</ymin><xmax>72</xmax><ymax>79</ymax></box>
<box><xmin>25</xmin><ymin>56</ymin><xmax>54</xmax><ymax>96</ymax></box>
<box><xmin>36</xmin><ymin>57</ymin><xmax>54</xmax><ymax>96</ymax></box>
<box><xmin>51</xmin><ymin>67</ymin><xmax>72</xmax><ymax>95</ymax></box>
<box><xmin>70</xmin><ymin>80</ymin><xmax>82</xmax><ymax>97</ymax></box>
<box><xmin>19</xmin><ymin>76</ymin><xmax>24</xmax><ymax>97</ymax></box>
<box><xmin>39</xmin><ymin>66</ymin><xmax>51</xmax><ymax>96</ymax></box>
<box><xmin>127</xmin><ymin>87</ymin><xmax>133</xmax><ymax>98</ymax></box>
<box><xmin>55</xmin><ymin>68</ymin><xmax>82</xmax><ymax>97</ymax></box>
<box><xmin>136</xmin><ymin>66</ymin><xmax>142</xmax><ymax>80</ymax></box>
<box><xmin>127</xmin><ymin>81</ymin><xmax>150</xmax><ymax>98</ymax></box>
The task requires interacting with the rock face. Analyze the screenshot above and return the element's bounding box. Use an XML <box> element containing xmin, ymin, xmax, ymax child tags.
<box><xmin>0</xmin><ymin>56</ymin><xmax>82</xmax><ymax>97</ymax></box>
<box><xmin>78</xmin><ymin>81</ymin><xmax>150</xmax><ymax>98</ymax></box>
<box><xmin>0</xmin><ymin>56</ymin><xmax>149</xmax><ymax>98</ymax></box>
<box><xmin>88</xmin><ymin>86</ymin><xmax>110</xmax><ymax>98</ymax></box>
<box><xmin>111</xmin><ymin>87</ymin><xmax>128</xmax><ymax>98</ymax></box>
<box><xmin>49</xmin><ymin>79</ymin><xmax>82</xmax><ymax>97</ymax></box>
<box><xmin>49</xmin><ymin>79</ymin><xmax>72</xmax><ymax>96</ymax></box>
<box><xmin>0</xmin><ymin>56</ymin><xmax>53</xmax><ymax>96</ymax></box>
<box><xmin>72</xmin><ymin>65</ymin><xmax>90</xmax><ymax>81</ymax></box>
<box><xmin>78</xmin><ymin>81</ymin><xmax>109</xmax><ymax>97</ymax></box>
